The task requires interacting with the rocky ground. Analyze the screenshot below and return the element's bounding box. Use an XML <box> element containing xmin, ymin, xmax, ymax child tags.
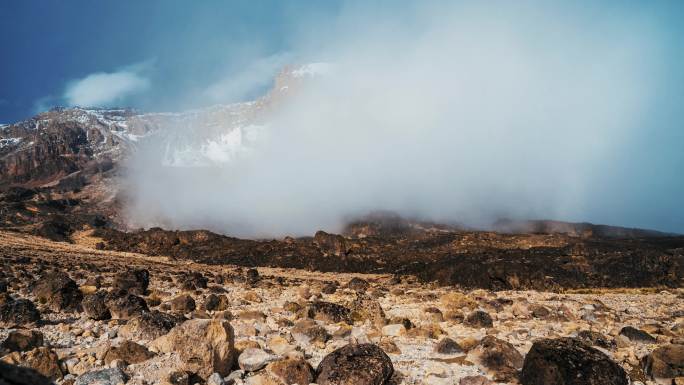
<box><xmin>1</xmin><ymin>230</ymin><xmax>683</xmax><ymax>385</ymax></box>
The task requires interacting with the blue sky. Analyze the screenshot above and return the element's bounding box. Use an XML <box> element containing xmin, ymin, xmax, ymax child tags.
<box><xmin>0</xmin><ymin>1</ymin><xmax>341</xmax><ymax>121</ymax></box>
<box><xmin>1</xmin><ymin>1</ymin><xmax>683</xmax><ymax>233</ymax></box>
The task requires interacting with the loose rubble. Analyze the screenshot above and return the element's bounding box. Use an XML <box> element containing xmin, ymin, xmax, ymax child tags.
<box><xmin>0</xmin><ymin>230</ymin><xmax>682</xmax><ymax>385</ymax></box>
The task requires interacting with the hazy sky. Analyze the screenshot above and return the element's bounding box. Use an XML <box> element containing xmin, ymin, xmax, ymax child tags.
<box><xmin>1</xmin><ymin>1</ymin><xmax>683</xmax><ymax>234</ymax></box>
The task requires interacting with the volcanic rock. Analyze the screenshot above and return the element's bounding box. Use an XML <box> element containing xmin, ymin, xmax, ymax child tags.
<box><xmin>643</xmin><ymin>344</ymin><xmax>684</xmax><ymax>383</ymax></box>
<box><xmin>347</xmin><ymin>277</ymin><xmax>370</xmax><ymax>291</ymax></box>
<box><xmin>315</xmin><ymin>343</ymin><xmax>394</xmax><ymax>385</ymax></box>
<box><xmin>32</xmin><ymin>271</ymin><xmax>82</xmax><ymax>312</ymax></box>
<box><xmin>74</xmin><ymin>367</ymin><xmax>129</xmax><ymax>385</ymax></box>
<box><xmin>103</xmin><ymin>340</ymin><xmax>155</xmax><ymax>365</ymax></box>
<box><xmin>118</xmin><ymin>310</ymin><xmax>184</xmax><ymax>341</ymax></box>
<box><xmin>434</xmin><ymin>337</ymin><xmax>463</xmax><ymax>354</ymax></box>
<box><xmin>0</xmin><ymin>361</ymin><xmax>51</xmax><ymax>385</ymax></box>
<box><xmin>150</xmin><ymin>318</ymin><xmax>235</xmax><ymax>379</ymax></box>
<box><xmin>106</xmin><ymin>292</ymin><xmax>148</xmax><ymax>319</ymax></box>
<box><xmin>464</xmin><ymin>310</ymin><xmax>493</xmax><ymax>328</ymax></box>
<box><xmin>112</xmin><ymin>268</ymin><xmax>149</xmax><ymax>295</ymax></box>
<box><xmin>468</xmin><ymin>336</ymin><xmax>523</xmax><ymax>382</ymax></box>
<box><xmin>520</xmin><ymin>337</ymin><xmax>628</xmax><ymax>385</ymax></box>
<box><xmin>1</xmin><ymin>329</ymin><xmax>44</xmax><ymax>352</ymax></box>
<box><xmin>170</xmin><ymin>294</ymin><xmax>196</xmax><ymax>313</ymax></box>
<box><xmin>0</xmin><ymin>298</ymin><xmax>41</xmax><ymax>326</ymax></box>
<box><xmin>619</xmin><ymin>326</ymin><xmax>657</xmax><ymax>343</ymax></box>
<box><xmin>81</xmin><ymin>290</ymin><xmax>111</xmax><ymax>320</ymax></box>
<box><xmin>307</xmin><ymin>301</ymin><xmax>353</xmax><ymax>324</ymax></box>
<box><xmin>266</xmin><ymin>358</ymin><xmax>315</xmax><ymax>385</ymax></box>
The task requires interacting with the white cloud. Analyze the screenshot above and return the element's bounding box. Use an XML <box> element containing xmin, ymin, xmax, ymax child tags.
<box><xmin>64</xmin><ymin>65</ymin><xmax>151</xmax><ymax>107</ymax></box>
<box><xmin>203</xmin><ymin>53</ymin><xmax>291</xmax><ymax>103</ymax></box>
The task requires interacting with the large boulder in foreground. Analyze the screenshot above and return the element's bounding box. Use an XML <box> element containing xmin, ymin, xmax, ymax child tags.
<box><xmin>32</xmin><ymin>271</ymin><xmax>82</xmax><ymax>312</ymax></box>
<box><xmin>315</xmin><ymin>343</ymin><xmax>393</xmax><ymax>385</ymax></box>
<box><xmin>150</xmin><ymin>318</ymin><xmax>235</xmax><ymax>379</ymax></box>
<box><xmin>520</xmin><ymin>337</ymin><xmax>628</xmax><ymax>385</ymax></box>
<box><xmin>0</xmin><ymin>361</ymin><xmax>51</xmax><ymax>385</ymax></box>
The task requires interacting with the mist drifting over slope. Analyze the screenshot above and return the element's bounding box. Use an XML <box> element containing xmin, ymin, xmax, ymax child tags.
<box><xmin>125</xmin><ymin>2</ymin><xmax>665</xmax><ymax>238</ymax></box>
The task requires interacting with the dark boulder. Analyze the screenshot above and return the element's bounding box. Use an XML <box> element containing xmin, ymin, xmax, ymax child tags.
<box><xmin>464</xmin><ymin>310</ymin><xmax>493</xmax><ymax>328</ymax></box>
<box><xmin>245</xmin><ymin>269</ymin><xmax>260</xmax><ymax>285</ymax></box>
<box><xmin>472</xmin><ymin>336</ymin><xmax>523</xmax><ymax>382</ymax></box>
<box><xmin>32</xmin><ymin>271</ymin><xmax>82</xmax><ymax>312</ymax></box>
<box><xmin>112</xmin><ymin>268</ymin><xmax>149</xmax><ymax>295</ymax></box>
<box><xmin>118</xmin><ymin>310</ymin><xmax>184</xmax><ymax>341</ymax></box>
<box><xmin>106</xmin><ymin>292</ymin><xmax>149</xmax><ymax>319</ymax></box>
<box><xmin>82</xmin><ymin>290</ymin><xmax>111</xmax><ymax>320</ymax></box>
<box><xmin>307</xmin><ymin>301</ymin><xmax>353</xmax><ymax>324</ymax></box>
<box><xmin>1</xmin><ymin>329</ymin><xmax>44</xmax><ymax>352</ymax></box>
<box><xmin>643</xmin><ymin>344</ymin><xmax>684</xmax><ymax>382</ymax></box>
<box><xmin>103</xmin><ymin>340</ymin><xmax>155</xmax><ymax>365</ymax></box>
<box><xmin>619</xmin><ymin>326</ymin><xmax>656</xmax><ymax>343</ymax></box>
<box><xmin>0</xmin><ymin>361</ymin><xmax>51</xmax><ymax>385</ymax></box>
<box><xmin>314</xmin><ymin>231</ymin><xmax>350</xmax><ymax>257</ymax></box>
<box><xmin>170</xmin><ymin>294</ymin><xmax>196</xmax><ymax>313</ymax></box>
<box><xmin>347</xmin><ymin>277</ymin><xmax>370</xmax><ymax>292</ymax></box>
<box><xmin>434</xmin><ymin>337</ymin><xmax>463</xmax><ymax>354</ymax></box>
<box><xmin>576</xmin><ymin>330</ymin><xmax>616</xmax><ymax>350</ymax></box>
<box><xmin>180</xmin><ymin>272</ymin><xmax>208</xmax><ymax>291</ymax></box>
<box><xmin>315</xmin><ymin>343</ymin><xmax>393</xmax><ymax>385</ymax></box>
<box><xmin>0</xmin><ymin>298</ymin><xmax>41</xmax><ymax>326</ymax></box>
<box><xmin>520</xmin><ymin>337</ymin><xmax>628</xmax><ymax>385</ymax></box>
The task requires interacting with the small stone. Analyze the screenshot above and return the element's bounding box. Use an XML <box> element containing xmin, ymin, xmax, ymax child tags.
<box><xmin>459</xmin><ymin>375</ymin><xmax>494</xmax><ymax>385</ymax></box>
<box><xmin>170</xmin><ymin>294</ymin><xmax>196</xmax><ymax>313</ymax></box>
<box><xmin>291</xmin><ymin>319</ymin><xmax>328</xmax><ymax>348</ymax></box>
<box><xmin>74</xmin><ymin>367</ymin><xmax>129</xmax><ymax>385</ymax></box>
<box><xmin>381</xmin><ymin>324</ymin><xmax>406</xmax><ymax>337</ymax></box>
<box><xmin>464</xmin><ymin>310</ymin><xmax>493</xmax><ymax>328</ymax></box>
<box><xmin>346</xmin><ymin>277</ymin><xmax>370</xmax><ymax>292</ymax></box>
<box><xmin>103</xmin><ymin>340</ymin><xmax>155</xmax><ymax>365</ymax></box>
<box><xmin>265</xmin><ymin>358</ymin><xmax>315</xmax><ymax>385</ymax></box>
<box><xmin>238</xmin><ymin>348</ymin><xmax>276</xmax><ymax>371</ymax></box>
<box><xmin>434</xmin><ymin>337</ymin><xmax>463</xmax><ymax>354</ymax></box>
<box><xmin>207</xmin><ymin>372</ymin><xmax>226</xmax><ymax>385</ymax></box>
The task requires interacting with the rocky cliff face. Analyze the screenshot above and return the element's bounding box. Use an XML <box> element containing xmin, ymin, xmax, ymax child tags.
<box><xmin>0</xmin><ymin>64</ymin><xmax>308</xmax><ymax>188</ymax></box>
